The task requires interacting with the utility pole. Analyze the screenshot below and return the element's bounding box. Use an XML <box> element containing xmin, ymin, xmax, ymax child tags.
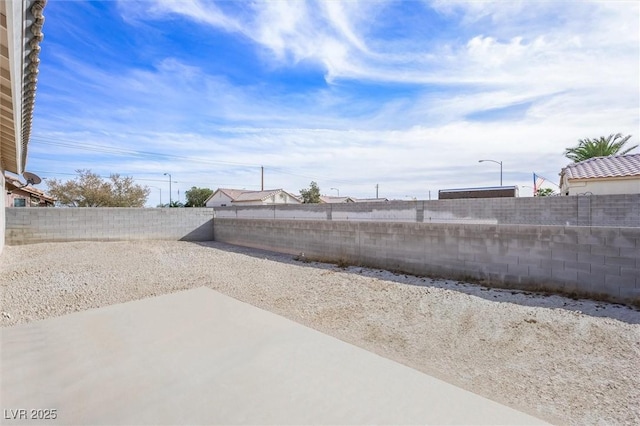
<box><xmin>375</xmin><ymin>184</ymin><xmax>379</xmax><ymax>199</ymax></box>
<box><xmin>261</xmin><ymin>166</ymin><xmax>264</xmax><ymax>191</ymax></box>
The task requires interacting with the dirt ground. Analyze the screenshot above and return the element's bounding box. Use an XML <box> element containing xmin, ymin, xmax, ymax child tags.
<box><xmin>1</xmin><ymin>240</ymin><xmax>639</xmax><ymax>425</ymax></box>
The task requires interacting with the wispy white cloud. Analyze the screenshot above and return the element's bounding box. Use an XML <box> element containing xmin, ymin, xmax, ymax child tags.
<box><xmin>122</xmin><ymin>0</ymin><xmax>244</xmax><ymax>31</ymax></box>
<box><xmin>29</xmin><ymin>0</ymin><xmax>639</xmax><ymax>205</ymax></box>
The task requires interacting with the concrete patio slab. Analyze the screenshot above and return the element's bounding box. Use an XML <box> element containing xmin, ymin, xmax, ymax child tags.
<box><xmin>1</xmin><ymin>287</ymin><xmax>548</xmax><ymax>425</ymax></box>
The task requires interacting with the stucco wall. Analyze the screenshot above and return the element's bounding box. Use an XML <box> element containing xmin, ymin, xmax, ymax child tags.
<box><xmin>205</xmin><ymin>191</ymin><xmax>233</xmax><ymax>207</ymax></box>
<box><xmin>213</xmin><ymin>219</ymin><xmax>640</xmax><ymax>304</ymax></box>
<box><xmin>566</xmin><ymin>178</ymin><xmax>640</xmax><ymax>196</ymax></box>
<box><xmin>5</xmin><ymin>208</ymin><xmax>214</xmax><ymax>244</ymax></box>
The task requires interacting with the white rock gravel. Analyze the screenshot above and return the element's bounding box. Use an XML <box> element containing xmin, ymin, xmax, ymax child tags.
<box><xmin>1</xmin><ymin>240</ymin><xmax>639</xmax><ymax>425</ymax></box>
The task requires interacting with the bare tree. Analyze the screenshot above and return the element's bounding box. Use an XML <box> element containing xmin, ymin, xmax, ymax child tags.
<box><xmin>47</xmin><ymin>169</ymin><xmax>149</xmax><ymax>207</ymax></box>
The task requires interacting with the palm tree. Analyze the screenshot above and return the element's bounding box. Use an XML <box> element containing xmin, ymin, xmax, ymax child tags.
<box><xmin>564</xmin><ymin>133</ymin><xmax>637</xmax><ymax>163</ymax></box>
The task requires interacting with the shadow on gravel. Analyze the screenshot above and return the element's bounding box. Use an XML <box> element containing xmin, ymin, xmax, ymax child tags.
<box><xmin>192</xmin><ymin>241</ymin><xmax>640</xmax><ymax>326</ymax></box>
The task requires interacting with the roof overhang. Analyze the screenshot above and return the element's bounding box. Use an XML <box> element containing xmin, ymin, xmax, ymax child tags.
<box><xmin>1</xmin><ymin>0</ymin><xmax>46</xmax><ymax>174</ymax></box>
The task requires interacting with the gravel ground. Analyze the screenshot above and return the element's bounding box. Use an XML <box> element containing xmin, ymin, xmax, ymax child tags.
<box><xmin>1</xmin><ymin>240</ymin><xmax>639</xmax><ymax>425</ymax></box>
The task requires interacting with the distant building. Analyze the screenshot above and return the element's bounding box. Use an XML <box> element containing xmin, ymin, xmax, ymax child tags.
<box><xmin>319</xmin><ymin>196</ymin><xmax>356</xmax><ymax>203</ymax></box>
<box><xmin>353</xmin><ymin>198</ymin><xmax>389</xmax><ymax>202</ymax></box>
<box><xmin>438</xmin><ymin>186</ymin><xmax>519</xmax><ymax>199</ymax></box>
<box><xmin>205</xmin><ymin>188</ymin><xmax>301</xmax><ymax>207</ymax></box>
<box><xmin>319</xmin><ymin>195</ymin><xmax>390</xmax><ymax>203</ymax></box>
<box><xmin>559</xmin><ymin>154</ymin><xmax>640</xmax><ymax>196</ymax></box>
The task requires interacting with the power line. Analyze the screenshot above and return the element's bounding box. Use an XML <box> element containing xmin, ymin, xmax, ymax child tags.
<box><xmin>31</xmin><ymin>136</ymin><xmax>261</xmax><ymax>168</ymax></box>
<box><xmin>28</xmin><ymin>169</ymin><xmax>264</xmax><ymax>189</ymax></box>
<box><xmin>30</xmin><ymin>135</ymin><xmax>370</xmax><ymax>187</ymax></box>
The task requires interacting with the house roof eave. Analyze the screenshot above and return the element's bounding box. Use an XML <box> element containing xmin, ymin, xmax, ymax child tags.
<box><xmin>1</xmin><ymin>0</ymin><xmax>47</xmax><ymax>174</ymax></box>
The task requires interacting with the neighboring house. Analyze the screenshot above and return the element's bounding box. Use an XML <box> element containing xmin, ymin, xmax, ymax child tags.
<box><xmin>319</xmin><ymin>196</ymin><xmax>356</xmax><ymax>203</ymax></box>
<box><xmin>559</xmin><ymin>154</ymin><xmax>640</xmax><ymax>196</ymax></box>
<box><xmin>205</xmin><ymin>188</ymin><xmax>301</xmax><ymax>207</ymax></box>
<box><xmin>318</xmin><ymin>196</ymin><xmax>389</xmax><ymax>203</ymax></box>
<box><xmin>354</xmin><ymin>198</ymin><xmax>389</xmax><ymax>202</ymax></box>
<box><xmin>4</xmin><ymin>173</ymin><xmax>55</xmax><ymax>207</ymax></box>
<box><xmin>1</xmin><ymin>1</ymin><xmax>46</xmax><ymax>252</ymax></box>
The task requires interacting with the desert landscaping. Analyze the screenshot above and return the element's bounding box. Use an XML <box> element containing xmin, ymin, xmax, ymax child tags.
<box><xmin>1</xmin><ymin>240</ymin><xmax>639</xmax><ymax>425</ymax></box>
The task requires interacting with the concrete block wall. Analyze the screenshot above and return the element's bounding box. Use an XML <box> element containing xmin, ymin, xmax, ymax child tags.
<box><xmin>5</xmin><ymin>208</ymin><xmax>214</xmax><ymax>244</ymax></box>
<box><xmin>589</xmin><ymin>195</ymin><xmax>640</xmax><ymax>227</ymax></box>
<box><xmin>214</xmin><ymin>204</ymin><xmax>331</xmax><ymax>220</ymax></box>
<box><xmin>421</xmin><ymin>197</ymin><xmax>576</xmax><ymax>225</ymax></box>
<box><xmin>1</xmin><ymin>173</ymin><xmax>5</xmax><ymax>254</ymax></box>
<box><xmin>213</xmin><ymin>194</ymin><xmax>640</xmax><ymax>227</ymax></box>
<box><xmin>216</xmin><ymin>202</ymin><xmax>433</xmax><ymax>223</ymax></box>
<box><xmin>5</xmin><ymin>204</ymin><xmax>639</xmax><ymax>304</ymax></box>
<box><xmin>213</xmin><ymin>219</ymin><xmax>640</xmax><ymax>304</ymax></box>
<box><xmin>421</xmin><ymin>194</ymin><xmax>639</xmax><ymax>226</ymax></box>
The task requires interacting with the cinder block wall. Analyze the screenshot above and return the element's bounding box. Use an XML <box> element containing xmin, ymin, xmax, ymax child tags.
<box><xmin>5</xmin><ymin>208</ymin><xmax>214</xmax><ymax>244</ymax></box>
<box><xmin>215</xmin><ymin>194</ymin><xmax>640</xmax><ymax>227</ymax></box>
<box><xmin>5</xmin><ymin>205</ymin><xmax>640</xmax><ymax>304</ymax></box>
<box><xmin>1</xmin><ymin>173</ymin><xmax>5</xmax><ymax>254</ymax></box>
<box><xmin>213</xmin><ymin>219</ymin><xmax>640</xmax><ymax>304</ymax></box>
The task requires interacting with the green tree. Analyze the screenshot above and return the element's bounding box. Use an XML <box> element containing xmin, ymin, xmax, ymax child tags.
<box><xmin>46</xmin><ymin>169</ymin><xmax>149</xmax><ymax>207</ymax></box>
<box><xmin>564</xmin><ymin>133</ymin><xmax>637</xmax><ymax>163</ymax></box>
<box><xmin>300</xmin><ymin>181</ymin><xmax>321</xmax><ymax>203</ymax></box>
<box><xmin>185</xmin><ymin>187</ymin><xmax>213</xmax><ymax>207</ymax></box>
<box><xmin>536</xmin><ymin>188</ymin><xmax>555</xmax><ymax>197</ymax></box>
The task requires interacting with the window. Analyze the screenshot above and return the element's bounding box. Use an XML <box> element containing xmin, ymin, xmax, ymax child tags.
<box><xmin>14</xmin><ymin>198</ymin><xmax>26</xmax><ymax>207</ymax></box>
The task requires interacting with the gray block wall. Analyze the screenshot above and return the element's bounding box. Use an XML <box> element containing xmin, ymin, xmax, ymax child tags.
<box><xmin>1</xmin><ymin>173</ymin><xmax>5</xmax><ymax>255</ymax></box>
<box><xmin>5</xmin><ymin>203</ymin><xmax>640</xmax><ymax>304</ymax></box>
<box><xmin>213</xmin><ymin>219</ymin><xmax>640</xmax><ymax>305</ymax></box>
<box><xmin>5</xmin><ymin>208</ymin><xmax>214</xmax><ymax>244</ymax></box>
<box><xmin>213</xmin><ymin>194</ymin><xmax>640</xmax><ymax>227</ymax></box>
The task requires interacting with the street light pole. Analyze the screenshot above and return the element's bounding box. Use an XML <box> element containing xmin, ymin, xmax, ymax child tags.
<box><xmin>478</xmin><ymin>159</ymin><xmax>503</xmax><ymax>186</ymax></box>
<box><xmin>330</xmin><ymin>187</ymin><xmax>339</xmax><ymax>197</ymax></box>
<box><xmin>164</xmin><ymin>173</ymin><xmax>172</xmax><ymax>206</ymax></box>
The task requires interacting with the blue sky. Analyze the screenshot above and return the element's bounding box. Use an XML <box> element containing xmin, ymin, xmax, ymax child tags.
<box><xmin>25</xmin><ymin>0</ymin><xmax>639</xmax><ymax>206</ymax></box>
